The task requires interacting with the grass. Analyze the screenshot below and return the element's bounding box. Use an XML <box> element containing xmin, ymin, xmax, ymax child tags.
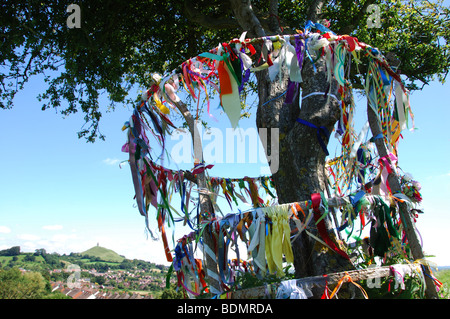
<box><xmin>84</xmin><ymin>261</ymin><xmax>120</xmax><ymax>266</ymax></box>
<box><xmin>436</xmin><ymin>269</ymin><xmax>450</xmax><ymax>282</ymax></box>
<box><xmin>0</xmin><ymin>255</ymin><xmax>45</xmax><ymax>263</ymax></box>
<box><xmin>435</xmin><ymin>269</ymin><xmax>450</xmax><ymax>299</ymax></box>
<box><xmin>81</xmin><ymin>246</ymin><xmax>124</xmax><ymax>263</ymax></box>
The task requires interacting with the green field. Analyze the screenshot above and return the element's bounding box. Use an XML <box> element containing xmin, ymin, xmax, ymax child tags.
<box><xmin>81</xmin><ymin>246</ymin><xmax>124</xmax><ymax>263</ymax></box>
<box><xmin>0</xmin><ymin>254</ymin><xmax>46</xmax><ymax>271</ymax></box>
<box><xmin>435</xmin><ymin>268</ymin><xmax>450</xmax><ymax>298</ymax></box>
<box><xmin>0</xmin><ymin>255</ymin><xmax>44</xmax><ymax>262</ymax></box>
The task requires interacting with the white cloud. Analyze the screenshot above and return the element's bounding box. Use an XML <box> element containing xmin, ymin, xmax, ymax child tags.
<box><xmin>17</xmin><ymin>234</ymin><xmax>40</xmax><ymax>241</ymax></box>
<box><xmin>42</xmin><ymin>225</ymin><xmax>63</xmax><ymax>230</ymax></box>
<box><xmin>51</xmin><ymin>233</ymin><xmax>77</xmax><ymax>242</ymax></box>
<box><xmin>22</xmin><ymin>234</ymin><xmax>81</xmax><ymax>255</ymax></box>
<box><xmin>0</xmin><ymin>226</ymin><xmax>11</xmax><ymax>234</ymax></box>
<box><xmin>22</xmin><ymin>241</ymin><xmax>39</xmax><ymax>251</ymax></box>
<box><xmin>103</xmin><ymin>158</ymin><xmax>121</xmax><ymax>166</ymax></box>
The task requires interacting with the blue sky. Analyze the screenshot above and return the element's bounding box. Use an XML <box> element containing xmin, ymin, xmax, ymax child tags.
<box><xmin>0</xmin><ymin>71</ymin><xmax>269</xmax><ymax>265</ymax></box>
<box><xmin>1</xmin><ymin>54</ymin><xmax>450</xmax><ymax>267</ymax></box>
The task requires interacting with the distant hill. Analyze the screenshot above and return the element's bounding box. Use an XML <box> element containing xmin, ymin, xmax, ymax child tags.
<box><xmin>80</xmin><ymin>246</ymin><xmax>125</xmax><ymax>263</ymax></box>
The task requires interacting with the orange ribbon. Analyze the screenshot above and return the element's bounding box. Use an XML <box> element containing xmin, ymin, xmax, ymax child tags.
<box><xmin>328</xmin><ymin>273</ymin><xmax>368</xmax><ymax>299</ymax></box>
<box><xmin>158</xmin><ymin>214</ymin><xmax>173</xmax><ymax>262</ymax></box>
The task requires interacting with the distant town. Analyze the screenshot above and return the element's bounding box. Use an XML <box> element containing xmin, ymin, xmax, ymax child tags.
<box><xmin>0</xmin><ymin>245</ymin><xmax>177</xmax><ymax>299</ymax></box>
<box><xmin>49</xmin><ymin>267</ymin><xmax>160</xmax><ymax>299</ymax></box>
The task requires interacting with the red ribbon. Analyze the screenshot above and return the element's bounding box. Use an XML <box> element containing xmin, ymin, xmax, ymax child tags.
<box><xmin>311</xmin><ymin>193</ymin><xmax>350</xmax><ymax>261</ymax></box>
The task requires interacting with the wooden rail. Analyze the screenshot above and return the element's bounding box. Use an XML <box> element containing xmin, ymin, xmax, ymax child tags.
<box><xmin>231</xmin><ymin>263</ymin><xmax>420</xmax><ymax>299</ymax></box>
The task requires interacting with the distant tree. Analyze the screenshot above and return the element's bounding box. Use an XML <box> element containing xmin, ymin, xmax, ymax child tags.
<box><xmin>0</xmin><ymin>268</ymin><xmax>46</xmax><ymax>299</ymax></box>
<box><xmin>40</xmin><ymin>270</ymin><xmax>51</xmax><ymax>282</ymax></box>
<box><xmin>94</xmin><ymin>276</ymin><xmax>106</xmax><ymax>286</ymax></box>
<box><xmin>34</xmin><ymin>248</ymin><xmax>47</xmax><ymax>256</ymax></box>
<box><xmin>120</xmin><ymin>260</ymin><xmax>133</xmax><ymax>270</ymax></box>
<box><xmin>0</xmin><ymin>268</ymin><xmax>71</xmax><ymax>299</ymax></box>
<box><xmin>0</xmin><ymin>246</ymin><xmax>21</xmax><ymax>256</ymax></box>
<box><xmin>20</xmin><ymin>271</ymin><xmax>47</xmax><ymax>298</ymax></box>
<box><xmin>43</xmin><ymin>254</ymin><xmax>57</xmax><ymax>266</ymax></box>
<box><xmin>23</xmin><ymin>254</ymin><xmax>36</xmax><ymax>262</ymax></box>
<box><xmin>160</xmin><ymin>285</ymin><xmax>183</xmax><ymax>299</ymax></box>
<box><xmin>94</xmin><ymin>262</ymin><xmax>109</xmax><ymax>273</ymax></box>
<box><xmin>41</xmin><ymin>290</ymin><xmax>72</xmax><ymax>299</ymax></box>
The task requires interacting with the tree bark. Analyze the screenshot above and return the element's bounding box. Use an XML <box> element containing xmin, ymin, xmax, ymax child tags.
<box><xmin>367</xmin><ymin>103</ymin><xmax>438</xmax><ymax>299</ymax></box>
<box><xmin>229</xmin><ymin>0</ymin><xmax>360</xmax><ymax>298</ymax></box>
<box><xmin>256</xmin><ymin>56</ymin><xmax>358</xmax><ymax>297</ymax></box>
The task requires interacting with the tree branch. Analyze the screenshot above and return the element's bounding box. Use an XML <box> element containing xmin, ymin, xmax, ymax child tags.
<box><xmin>183</xmin><ymin>0</ymin><xmax>240</xmax><ymax>30</ymax></box>
<box><xmin>268</xmin><ymin>0</ymin><xmax>282</xmax><ymax>34</ymax></box>
<box><xmin>228</xmin><ymin>0</ymin><xmax>266</xmax><ymax>37</ymax></box>
<box><xmin>338</xmin><ymin>0</ymin><xmax>376</xmax><ymax>34</ymax></box>
<box><xmin>307</xmin><ymin>0</ymin><xmax>325</xmax><ymax>22</ymax></box>
<box><xmin>170</xmin><ymin>98</ymin><xmax>220</xmax><ymax>293</ymax></box>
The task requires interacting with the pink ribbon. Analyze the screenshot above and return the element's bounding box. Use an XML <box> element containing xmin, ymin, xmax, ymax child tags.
<box><xmin>378</xmin><ymin>153</ymin><xmax>397</xmax><ymax>195</ymax></box>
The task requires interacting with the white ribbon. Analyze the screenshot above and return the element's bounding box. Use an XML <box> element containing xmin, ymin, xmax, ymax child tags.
<box><xmin>276</xmin><ymin>280</ymin><xmax>308</xmax><ymax>299</ymax></box>
<box><xmin>302</xmin><ymin>91</ymin><xmax>339</xmax><ymax>102</ymax></box>
<box><xmin>283</xmin><ymin>35</ymin><xmax>302</xmax><ymax>82</ymax></box>
<box><xmin>350</xmin><ymin>121</ymin><xmax>370</xmax><ymax>158</ymax></box>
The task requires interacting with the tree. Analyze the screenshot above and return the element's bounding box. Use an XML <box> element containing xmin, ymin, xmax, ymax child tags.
<box><xmin>160</xmin><ymin>284</ymin><xmax>184</xmax><ymax>299</ymax></box>
<box><xmin>120</xmin><ymin>259</ymin><xmax>133</xmax><ymax>270</ymax></box>
<box><xmin>2</xmin><ymin>0</ymin><xmax>449</xmax><ymax>297</ymax></box>
<box><xmin>23</xmin><ymin>254</ymin><xmax>36</xmax><ymax>262</ymax></box>
<box><xmin>0</xmin><ymin>246</ymin><xmax>21</xmax><ymax>256</ymax></box>
<box><xmin>0</xmin><ymin>267</ymin><xmax>72</xmax><ymax>299</ymax></box>
<box><xmin>0</xmin><ymin>268</ymin><xmax>46</xmax><ymax>299</ymax></box>
<box><xmin>95</xmin><ymin>275</ymin><xmax>106</xmax><ymax>286</ymax></box>
<box><xmin>34</xmin><ymin>248</ymin><xmax>47</xmax><ymax>257</ymax></box>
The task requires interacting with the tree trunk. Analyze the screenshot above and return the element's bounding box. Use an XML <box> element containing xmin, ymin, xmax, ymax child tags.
<box><xmin>256</xmin><ymin>56</ymin><xmax>357</xmax><ymax>296</ymax></box>
<box><xmin>367</xmin><ymin>102</ymin><xmax>438</xmax><ymax>299</ymax></box>
<box><xmin>230</xmin><ymin>0</ymin><xmax>358</xmax><ymax>298</ymax></box>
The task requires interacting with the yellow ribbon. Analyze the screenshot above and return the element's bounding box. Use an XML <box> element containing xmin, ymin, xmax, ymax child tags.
<box><xmin>265</xmin><ymin>206</ymin><xmax>294</xmax><ymax>276</ymax></box>
<box><xmin>153</xmin><ymin>92</ymin><xmax>170</xmax><ymax>114</ymax></box>
<box><xmin>414</xmin><ymin>258</ymin><xmax>438</xmax><ymax>271</ymax></box>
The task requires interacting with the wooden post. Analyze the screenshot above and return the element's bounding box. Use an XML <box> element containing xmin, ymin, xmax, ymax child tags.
<box><xmin>367</xmin><ymin>103</ymin><xmax>438</xmax><ymax>299</ymax></box>
<box><xmin>231</xmin><ymin>263</ymin><xmax>419</xmax><ymax>298</ymax></box>
<box><xmin>172</xmin><ymin>99</ymin><xmax>221</xmax><ymax>295</ymax></box>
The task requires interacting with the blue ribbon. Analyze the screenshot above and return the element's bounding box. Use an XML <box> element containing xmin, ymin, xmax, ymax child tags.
<box><xmin>305</xmin><ymin>20</ymin><xmax>314</xmax><ymax>32</ymax></box>
<box><xmin>303</xmin><ymin>21</ymin><xmax>317</xmax><ymax>72</ymax></box>
<box><xmin>296</xmin><ymin>118</ymin><xmax>330</xmax><ymax>156</ymax></box>
<box><xmin>173</xmin><ymin>243</ymin><xmax>185</xmax><ymax>271</ymax></box>
<box><xmin>370</xmin><ymin>133</ymin><xmax>383</xmax><ymax>142</ymax></box>
<box><xmin>378</xmin><ymin>66</ymin><xmax>392</xmax><ymax>86</ymax></box>
<box><xmin>350</xmin><ymin>190</ymin><xmax>366</xmax><ymax>207</ymax></box>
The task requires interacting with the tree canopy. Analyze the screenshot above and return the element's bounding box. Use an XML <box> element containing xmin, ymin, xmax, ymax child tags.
<box><xmin>1</xmin><ymin>0</ymin><xmax>449</xmax><ymax>141</ymax></box>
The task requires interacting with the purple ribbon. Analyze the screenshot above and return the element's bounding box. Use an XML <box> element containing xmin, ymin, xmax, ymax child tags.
<box><xmin>294</xmin><ymin>35</ymin><xmax>305</xmax><ymax>71</ymax></box>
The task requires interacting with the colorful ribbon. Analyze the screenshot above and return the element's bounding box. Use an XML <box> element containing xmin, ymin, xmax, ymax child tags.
<box><xmin>296</xmin><ymin>118</ymin><xmax>330</xmax><ymax>156</ymax></box>
<box><xmin>311</xmin><ymin>193</ymin><xmax>350</xmax><ymax>260</ymax></box>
